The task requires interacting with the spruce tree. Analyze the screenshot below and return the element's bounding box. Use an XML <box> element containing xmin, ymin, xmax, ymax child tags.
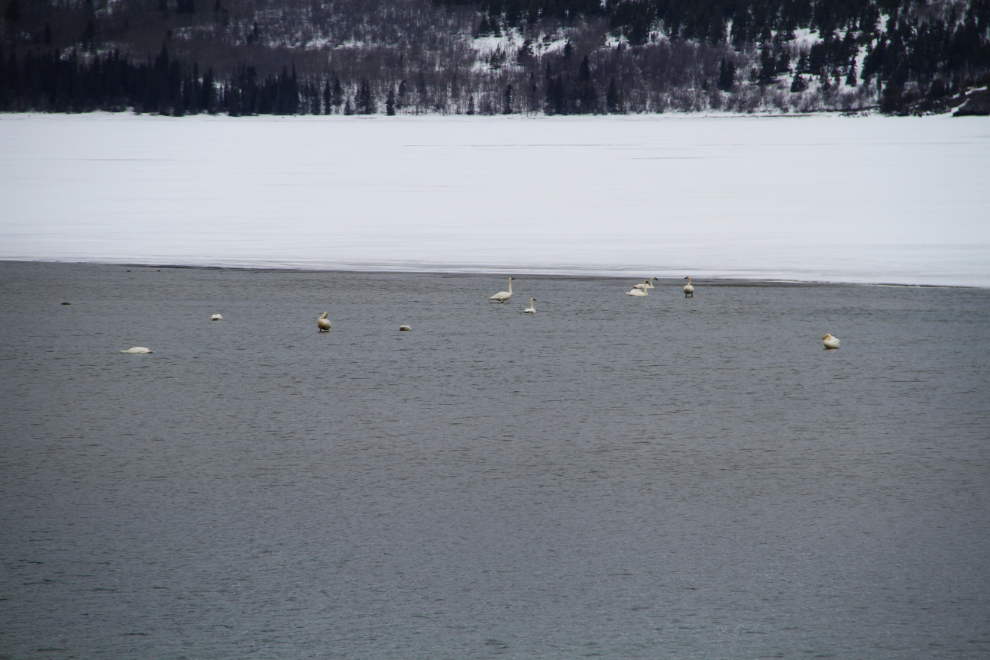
<box><xmin>717</xmin><ymin>58</ymin><xmax>735</xmax><ymax>90</ymax></box>
<box><xmin>845</xmin><ymin>61</ymin><xmax>857</xmax><ymax>87</ymax></box>
<box><xmin>606</xmin><ymin>77</ymin><xmax>620</xmax><ymax>113</ymax></box>
<box><xmin>386</xmin><ymin>88</ymin><xmax>395</xmax><ymax>115</ymax></box>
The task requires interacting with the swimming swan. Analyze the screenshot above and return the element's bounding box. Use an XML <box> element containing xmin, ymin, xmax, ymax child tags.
<box><xmin>399</xmin><ymin>325</ymin><xmax>412</xmax><ymax>331</ymax></box>
<box><xmin>120</xmin><ymin>347</ymin><xmax>152</xmax><ymax>354</ymax></box>
<box><xmin>317</xmin><ymin>312</ymin><xmax>331</xmax><ymax>332</ymax></box>
<box><xmin>524</xmin><ymin>298</ymin><xmax>536</xmax><ymax>313</ymax></box>
<box><xmin>683</xmin><ymin>276</ymin><xmax>695</xmax><ymax>298</ymax></box>
<box><xmin>490</xmin><ymin>277</ymin><xmax>514</xmax><ymax>303</ymax></box>
<box><xmin>627</xmin><ymin>281</ymin><xmax>649</xmax><ymax>297</ymax></box>
<box><xmin>211</xmin><ymin>314</ymin><xmax>223</xmax><ymax>321</ymax></box>
<box><xmin>634</xmin><ymin>277</ymin><xmax>658</xmax><ymax>290</ymax></box>
<box><xmin>823</xmin><ymin>334</ymin><xmax>840</xmax><ymax>349</ymax></box>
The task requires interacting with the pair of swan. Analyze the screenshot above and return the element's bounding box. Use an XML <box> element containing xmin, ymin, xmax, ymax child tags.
<box><xmin>120</xmin><ymin>346</ymin><xmax>152</xmax><ymax>354</ymax></box>
<box><xmin>489</xmin><ymin>278</ymin><xmax>537</xmax><ymax>312</ymax></box>
<box><xmin>823</xmin><ymin>334</ymin><xmax>840</xmax><ymax>349</ymax></box>
<box><xmin>626</xmin><ymin>276</ymin><xmax>695</xmax><ymax>297</ymax></box>
<box><xmin>211</xmin><ymin>313</ymin><xmax>223</xmax><ymax>321</ymax></box>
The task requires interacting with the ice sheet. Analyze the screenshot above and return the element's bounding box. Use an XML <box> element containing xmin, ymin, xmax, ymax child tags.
<box><xmin>2</xmin><ymin>112</ymin><xmax>988</xmax><ymax>286</ymax></box>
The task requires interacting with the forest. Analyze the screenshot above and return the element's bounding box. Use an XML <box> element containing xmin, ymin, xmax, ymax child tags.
<box><xmin>0</xmin><ymin>0</ymin><xmax>988</xmax><ymax>116</ymax></box>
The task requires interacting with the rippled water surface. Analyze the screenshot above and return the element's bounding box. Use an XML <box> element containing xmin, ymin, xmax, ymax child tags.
<box><xmin>1</xmin><ymin>261</ymin><xmax>989</xmax><ymax>659</ymax></box>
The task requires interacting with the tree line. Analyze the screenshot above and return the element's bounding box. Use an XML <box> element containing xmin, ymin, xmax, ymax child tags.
<box><xmin>1</xmin><ymin>0</ymin><xmax>987</xmax><ymax>116</ymax></box>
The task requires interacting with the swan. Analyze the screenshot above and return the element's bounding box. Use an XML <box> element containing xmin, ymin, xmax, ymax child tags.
<box><xmin>524</xmin><ymin>298</ymin><xmax>536</xmax><ymax>313</ymax></box>
<box><xmin>823</xmin><ymin>333</ymin><xmax>840</xmax><ymax>349</ymax></box>
<box><xmin>633</xmin><ymin>277</ymin><xmax>658</xmax><ymax>290</ymax></box>
<box><xmin>490</xmin><ymin>277</ymin><xmax>514</xmax><ymax>303</ymax></box>
<box><xmin>317</xmin><ymin>312</ymin><xmax>331</xmax><ymax>332</ymax></box>
<box><xmin>627</xmin><ymin>281</ymin><xmax>649</xmax><ymax>297</ymax></box>
<box><xmin>399</xmin><ymin>325</ymin><xmax>412</xmax><ymax>331</ymax></box>
<box><xmin>211</xmin><ymin>314</ymin><xmax>223</xmax><ymax>321</ymax></box>
<box><xmin>120</xmin><ymin>347</ymin><xmax>152</xmax><ymax>354</ymax></box>
<box><xmin>683</xmin><ymin>276</ymin><xmax>695</xmax><ymax>298</ymax></box>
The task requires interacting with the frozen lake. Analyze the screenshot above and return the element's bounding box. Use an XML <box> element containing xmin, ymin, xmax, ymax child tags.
<box><xmin>1</xmin><ymin>112</ymin><xmax>989</xmax><ymax>286</ymax></box>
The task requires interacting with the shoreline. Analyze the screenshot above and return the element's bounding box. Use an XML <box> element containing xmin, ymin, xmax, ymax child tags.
<box><xmin>1</xmin><ymin>258</ymin><xmax>980</xmax><ymax>289</ymax></box>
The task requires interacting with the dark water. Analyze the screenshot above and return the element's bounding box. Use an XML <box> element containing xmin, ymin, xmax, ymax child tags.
<box><xmin>1</xmin><ymin>261</ymin><xmax>989</xmax><ymax>659</ymax></box>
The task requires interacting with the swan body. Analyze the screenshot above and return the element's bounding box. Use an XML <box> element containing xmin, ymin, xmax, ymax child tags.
<box><xmin>524</xmin><ymin>298</ymin><xmax>536</xmax><ymax>313</ymax></box>
<box><xmin>120</xmin><ymin>347</ymin><xmax>152</xmax><ymax>354</ymax></box>
<box><xmin>399</xmin><ymin>325</ymin><xmax>412</xmax><ymax>331</ymax></box>
<box><xmin>490</xmin><ymin>277</ymin><xmax>514</xmax><ymax>303</ymax></box>
<box><xmin>634</xmin><ymin>277</ymin><xmax>658</xmax><ymax>290</ymax></box>
<box><xmin>823</xmin><ymin>334</ymin><xmax>840</xmax><ymax>349</ymax></box>
<box><xmin>683</xmin><ymin>276</ymin><xmax>695</xmax><ymax>297</ymax></box>
<box><xmin>317</xmin><ymin>312</ymin><xmax>331</xmax><ymax>332</ymax></box>
<box><xmin>211</xmin><ymin>314</ymin><xmax>223</xmax><ymax>321</ymax></box>
<box><xmin>627</xmin><ymin>281</ymin><xmax>649</xmax><ymax>297</ymax></box>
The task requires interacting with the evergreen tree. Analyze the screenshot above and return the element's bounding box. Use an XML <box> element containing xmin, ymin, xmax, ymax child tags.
<box><xmin>758</xmin><ymin>45</ymin><xmax>776</xmax><ymax>83</ymax></box>
<box><xmin>331</xmin><ymin>75</ymin><xmax>343</xmax><ymax>113</ymax></box>
<box><xmin>386</xmin><ymin>87</ymin><xmax>395</xmax><ymax>115</ymax></box>
<box><xmin>606</xmin><ymin>76</ymin><xmax>620</xmax><ymax>113</ymax></box>
<box><xmin>503</xmin><ymin>83</ymin><xmax>512</xmax><ymax>113</ymax></box>
<box><xmin>845</xmin><ymin>60</ymin><xmax>857</xmax><ymax>87</ymax></box>
<box><xmin>357</xmin><ymin>78</ymin><xmax>374</xmax><ymax>114</ymax></box>
<box><xmin>717</xmin><ymin>58</ymin><xmax>735</xmax><ymax>90</ymax></box>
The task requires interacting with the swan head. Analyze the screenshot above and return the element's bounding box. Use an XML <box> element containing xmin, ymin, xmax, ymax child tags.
<box><xmin>509</xmin><ymin>277</ymin><xmax>515</xmax><ymax>281</ymax></box>
<box><xmin>684</xmin><ymin>276</ymin><xmax>691</xmax><ymax>281</ymax></box>
<box><xmin>319</xmin><ymin>312</ymin><xmax>329</xmax><ymax>319</ymax></box>
<box><xmin>823</xmin><ymin>334</ymin><xmax>832</xmax><ymax>340</ymax></box>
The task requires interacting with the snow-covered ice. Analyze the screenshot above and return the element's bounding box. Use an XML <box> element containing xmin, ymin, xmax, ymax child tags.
<box><xmin>1</xmin><ymin>112</ymin><xmax>988</xmax><ymax>286</ymax></box>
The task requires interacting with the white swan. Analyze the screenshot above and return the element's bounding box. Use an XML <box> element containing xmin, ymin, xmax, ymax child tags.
<box><xmin>120</xmin><ymin>347</ymin><xmax>152</xmax><ymax>354</ymax></box>
<box><xmin>399</xmin><ymin>325</ymin><xmax>412</xmax><ymax>331</ymax></box>
<box><xmin>823</xmin><ymin>333</ymin><xmax>840</xmax><ymax>349</ymax></box>
<box><xmin>211</xmin><ymin>314</ymin><xmax>223</xmax><ymax>321</ymax></box>
<box><xmin>490</xmin><ymin>277</ymin><xmax>514</xmax><ymax>303</ymax></box>
<box><xmin>627</xmin><ymin>281</ymin><xmax>649</xmax><ymax>297</ymax></box>
<box><xmin>683</xmin><ymin>276</ymin><xmax>695</xmax><ymax>298</ymax></box>
<box><xmin>524</xmin><ymin>298</ymin><xmax>536</xmax><ymax>313</ymax></box>
<box><xmin>317</xmin><ymin>312</ymin><xmax>331</xmax><ymax>332</ymax></box>
<box><xmin>634</xmin><ymin>277</ymin><xmax>658</xmax><ymax>290</ymax></box>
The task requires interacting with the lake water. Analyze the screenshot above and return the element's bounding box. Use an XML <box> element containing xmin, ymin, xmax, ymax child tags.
<box><xmin>2</xmin><ymin>113</ymin><xmax>989</xmax><ymax>286</ymax></box>
<box><xmin>1</xmin><ymin>261</ymin><xmax>989</xmax><ymax>659</ymax></box>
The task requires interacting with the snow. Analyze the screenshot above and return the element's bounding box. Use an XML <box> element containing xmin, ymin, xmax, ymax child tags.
<box><xmin>1</xmin><ymin>112</ymin><xmax>988</xmax><ymax>287</ymax></box>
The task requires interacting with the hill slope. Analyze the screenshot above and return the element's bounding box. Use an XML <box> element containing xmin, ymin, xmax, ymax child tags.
<box><xmin>1</xmin><ymin>0</ymin><xmax>988</xmax><ymax>115</ymax></box>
